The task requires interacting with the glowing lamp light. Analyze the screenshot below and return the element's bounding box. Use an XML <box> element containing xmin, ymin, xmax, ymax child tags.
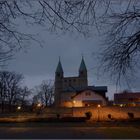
<box><xmin>17</xmin><ymin>106</ymin><xmax>21</xmax><ymax>110</ymax></box>
<box><xmin>132</xmin><ymin>102</ymin><xmax>136</xmax><ymax>107</ymax></box>
<box><xmin>37</xmin><ymin>103</ymin><xmax>41</xmax><ymax>107</ymax></box>
<box><xmin>120</xmin><ymin>104</ymin><xmax>123</xmax><ymax>107</ymax></box>
<box><xmin>97</xmin><ymin>104</ymin><xmax>101</xmax><ymax>108</ymax></box>
<box><xmin>73</xmin><ymin>100</ymin><xmax>76</xmax><ymax>104</ymax></box>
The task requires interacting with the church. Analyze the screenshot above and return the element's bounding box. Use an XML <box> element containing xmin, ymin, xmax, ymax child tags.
<box><xmin>54</xmin><ymin>57</ymin><xmax>108</xmax><ymax>107</ymax></box>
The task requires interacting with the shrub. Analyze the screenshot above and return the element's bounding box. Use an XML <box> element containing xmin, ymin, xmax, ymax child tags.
<box><xmin>85</xmin><ymin>111</ymin><xmax>92</xmax><ymax>120</ymax></box>
<box><xmin>127</xmin><ymin>112</ymin><xmax>134</xmax><ymax>119</ymax></box>
<box><xmin>108</xmin><ymin>114</ymin><xmax>112</xmax><ymax>119</ymax></box>
<box><xmin>56</xmin><ymin>114</ymin><xmax>60</xmax><ymax>119</ymax></box>
<box><xmin>61</xmin><ymin>117</ymin><xmax>86</xmax><ymax>122</ymax></box>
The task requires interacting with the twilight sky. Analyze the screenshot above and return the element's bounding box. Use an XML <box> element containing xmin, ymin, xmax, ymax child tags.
<box><xmin>3</xmin><ymin>24</ymin><xmax>140</xmax><ymax>100</ymax></box>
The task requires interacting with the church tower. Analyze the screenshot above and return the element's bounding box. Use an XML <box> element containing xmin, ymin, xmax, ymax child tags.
<box><xmin>78</xmin><ymin>57</ymin><xmax>88</xmax><ymax>87</ymax></box>
<box><xmin>54</xmin><ymin>58</ymin><xmax>63</xmax><ymax>107</ymax></box>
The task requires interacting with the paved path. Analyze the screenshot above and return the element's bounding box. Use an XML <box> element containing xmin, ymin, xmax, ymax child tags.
<box><xmin>0</xmin><ymin>122</ymin><xmax>140</xmax><ymax>139</ymax></box>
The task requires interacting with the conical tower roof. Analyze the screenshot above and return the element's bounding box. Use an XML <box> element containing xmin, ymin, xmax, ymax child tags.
<box><xmin>79</xmin><ymin>57</ymin><xmax>87</xmax><ymax>71</ymax></box>
<box><xmin>56</xmin><ymin>58</ymin><xmax>63</xmax><ymax>73</ymax></box>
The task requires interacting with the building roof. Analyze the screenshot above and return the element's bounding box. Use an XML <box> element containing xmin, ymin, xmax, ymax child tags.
<box><xmin>114</xmin><ymin>92</ymin><xmax>140</xmax><ymax>99</ymax></box>
<box><xmin>63</xmin><ymin>86</ymin><xmax>107</xmax><ymax>93</ymax></box>
<box><xmin>56</xmin><ymin>59</ymin><xmax>63</xmax><ymax>73</ymax></box>
<box><xmin>62</xmin><ymin>85</ymin><xmax>108</xmax><ymax>101</ymax></box>
<box><xmin>82</xmin><ymin>100</ymin><xmax>103</xmax><ymax>103</ymax></box>
<box><xmin>79</xmin><ymin>57</ymin><xmax>87</xmax><ymax>72</ymax></box>
<box><xmin>88</xmin><ymin>86</ymin><xmax>107</xmax><ymax>92</ymax></box>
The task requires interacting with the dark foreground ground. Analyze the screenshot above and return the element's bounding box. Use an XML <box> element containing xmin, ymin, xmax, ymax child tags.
<box><xmin>0</xmin><ymin>121</ymin><xmax>140</xmax><ymax>139</ymax></box>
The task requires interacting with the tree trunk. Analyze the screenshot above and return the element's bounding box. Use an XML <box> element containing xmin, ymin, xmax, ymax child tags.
<box><xmin>1</xmin><ymin>101</ymin><xmax>4</xmax><ymax>113</ymax></box>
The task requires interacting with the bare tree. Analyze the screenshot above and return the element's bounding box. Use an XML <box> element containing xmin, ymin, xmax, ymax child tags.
<box><xmin>33</xmin><ymin>80</ymin><xmax>54</xmax><ymax>107</ymax></box>
<box><xmin>0</xmin><ymin>1</ymin><xmax>42</xmax><ymax>65</ymax></box>
<box><xmin>0</xmin><ymin>0</ymin><xmax>140</xmax><ymax>82</ymax></box>
<box><xmin>0</xmin><ymin>71</ymin><xmax>24</xmax><ymax>112</ymax></box>
<box><xmin>37</xmin><ymin>0</ymin><xmax>140</xmax><ymax>82</ymax></box>
<box><xmin>100</xmin><ymin>0</ymin><xmax>140</xmax><ymax>83</ymax></box>
<box><xmin>32</xmin><ymin>94</ymin><xmax>40</xmax><ymax>105</ymax></box>
<box><xmin>0</xmin><ymin>0</ymin><xmax>111</xmax><ymax>64</ymax></box>
<box><xmin>15</xmin><ymin>86</ymin><xmax>31</xmax><ymax>107</ymax></box>
<box><xmin>40</xmin><ymin>80</ymin><xmax>54</xmax><ymax>106</ymax></box>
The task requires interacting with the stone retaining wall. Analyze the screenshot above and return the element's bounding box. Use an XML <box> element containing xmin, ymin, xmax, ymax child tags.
<box><xmin>44</xmin><ymin>106</ymin><xmax>140</xmax><ymax>121</ymax></box>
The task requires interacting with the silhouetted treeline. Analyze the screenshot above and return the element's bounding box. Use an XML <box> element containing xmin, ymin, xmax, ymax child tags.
<box><xmin>0</xmin><ymin>71</ymin><xmax>31</xmax><ymax>113</ymax></box>
<box><xmin>32</xmin><ymin>80</ymin><xmax>54</xmax><ymax>107</ymax></box>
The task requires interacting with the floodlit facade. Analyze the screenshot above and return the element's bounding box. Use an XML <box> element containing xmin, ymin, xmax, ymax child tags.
<box><xmin>54</xmin><ymin>57</ymin><xmax>108</xmax><ymax>107</ymax></box>
<box><xmin>61</xmin><ymin>88</ymin><xmax>107</xmax><ymax>107</ymax></box>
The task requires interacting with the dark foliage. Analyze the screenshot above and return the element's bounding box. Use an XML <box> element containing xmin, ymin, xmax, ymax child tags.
<box><xmin>85</xmin><ymin>111</ymin><xmax>92</xmax><ymax>120</ymax></box>
<box><xmin>108</xmin><ymin>114</ymin><xmax>112</xmax><ymax>119</ymax></box>
<box><xmin>128</xmin><ymin>112</ymin><xmax>134</xmax><ymax>119</ymax></box>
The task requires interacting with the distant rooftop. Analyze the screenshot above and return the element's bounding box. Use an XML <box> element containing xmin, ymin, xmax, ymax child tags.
<box><xmin>114</xmin><ymin>92</ymin><xmax>140</xmax><ymax>99</ymax></box>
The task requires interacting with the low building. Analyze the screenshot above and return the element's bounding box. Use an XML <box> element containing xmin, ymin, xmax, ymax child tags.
<box><xmin>61</xmin><ymin>86</ymin><xmax>108</xmax><ymax>107</ymax></box>
<box><xmin>114</xmin><ymin>92</ymin><xmax>140</xmax><ymax>106</ymax></box>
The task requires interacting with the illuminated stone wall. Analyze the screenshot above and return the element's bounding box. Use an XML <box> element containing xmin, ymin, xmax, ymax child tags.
<box><xmin>73</xmin><ymin>106</ymin><xmax>140</xmax><ymax>120</ymax></box>
<box><xmin>45</xmin><ymin>106</ymin><xmax>140</xmax><ymax>121</ymax></box>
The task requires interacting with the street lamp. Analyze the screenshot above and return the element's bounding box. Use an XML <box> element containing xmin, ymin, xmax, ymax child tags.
<box><xmin>73</xmin><ymin>100</ymin><xmax>76</xmax><ymax>106</ymax></box>
<box><xmin>17</xmin><ymin>106</ymin><xmax>21</xmax><ymax>110</ymax></box>
<box><xmin>120</xmin><ymin>104</ymin><xmax>123</xmax><ymax>107</ymax></box>
<box><xmin>37</xmin><ymin>103</ymin><xmax>41</xmax><ymax>107</ymax></box>
<box><xmin>72</xmin><ymin>100</ymin><xmax>76</xmax><ymax>117</ymax></box>
<box><xmin>36</xmin><ymin>103</ymin><xmax>42</xmax><ymax>115</ymax></box>
<box><xmin>97</xmin><ymin>104</ymin><xmax>101</xmax><ymax>122</ymax></box>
